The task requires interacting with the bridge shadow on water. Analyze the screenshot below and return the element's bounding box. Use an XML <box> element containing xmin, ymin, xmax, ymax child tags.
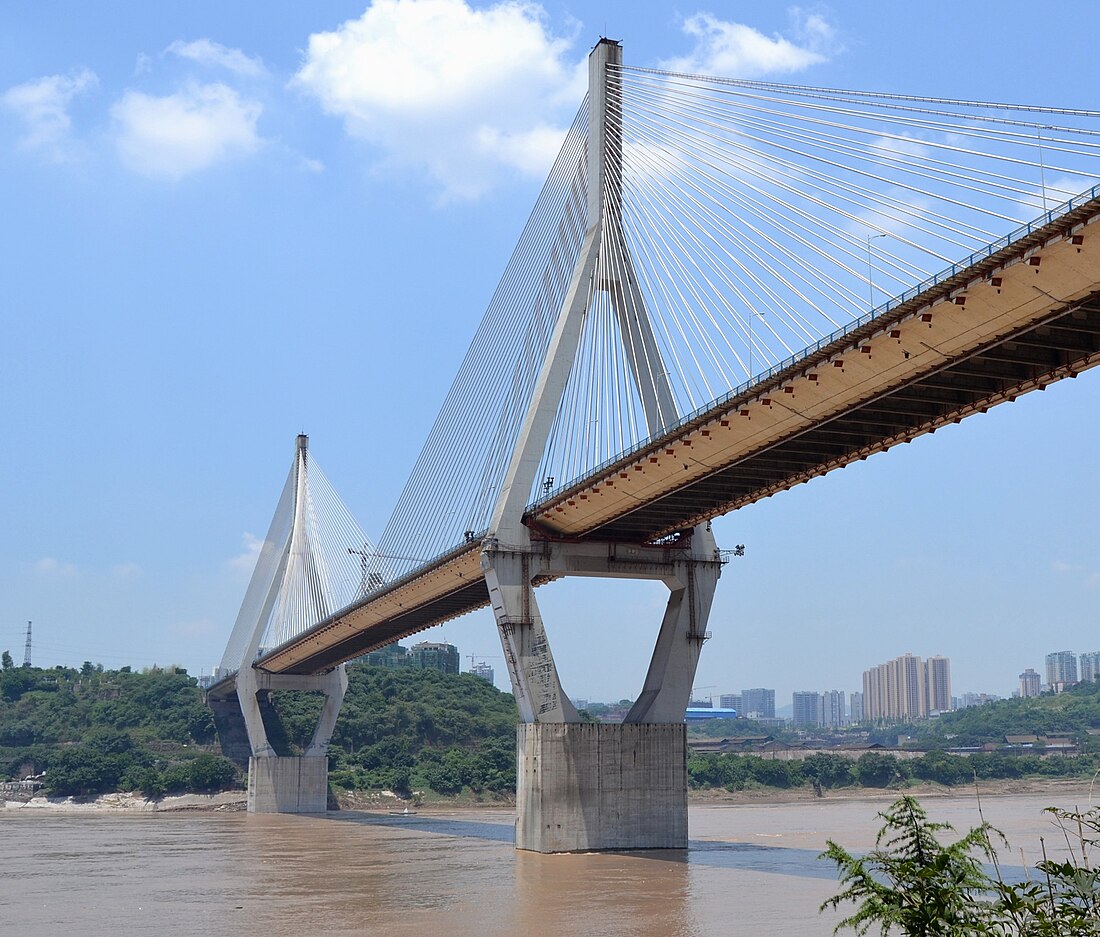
<box><xmin>324</xmin><ymin>810</ymin><xmax>872</xmax><ymax>880</ymax></box>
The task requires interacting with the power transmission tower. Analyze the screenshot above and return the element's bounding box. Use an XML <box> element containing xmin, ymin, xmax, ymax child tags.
<box><xmin>22</xmin><ymin>620</ymin><xmax>31</xmax><ymax>667</ymax></box>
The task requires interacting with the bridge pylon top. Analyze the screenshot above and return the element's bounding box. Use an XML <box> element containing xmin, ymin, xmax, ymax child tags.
<box><xmin>488</xmin><ymin>40</ymin><xmax>678</xmax><ymax>544</ymax></box>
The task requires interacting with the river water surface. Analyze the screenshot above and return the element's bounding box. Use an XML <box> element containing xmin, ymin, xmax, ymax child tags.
<box><xmin>3</xmin><ymin>788</ymin><xmax>1094</xmax><ymax>936</ymax></box>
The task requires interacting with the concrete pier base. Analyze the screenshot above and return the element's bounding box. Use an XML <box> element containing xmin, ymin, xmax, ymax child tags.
<box><xmin>247</xmin><ymin>756</ymin><xmax>329</xmax><ymax>814</ymax></box>
<box><xmin>515</xmin><ymin>722</ymin><xmax>687</xmax><ymax>852</ymax></box>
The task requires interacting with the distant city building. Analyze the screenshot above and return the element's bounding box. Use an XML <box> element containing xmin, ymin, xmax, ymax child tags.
<box><xmin>821</xmin><ymin>690</ymin><xmax>846</xmax><ymax>728</ymax></box>
<box><xmin>792</xmin><ymin>691</ymin><xmax>824</xmax><ymax>727</ymax></box>
<box><xmin>1080</xmin><ymin>652</ymin><xmax>1100</xmax><ymax>683</ymax></box>
<box><xmin>958</xmin><ymin>691</ymin><xmax>999</xmax><ymax>709</ymax></box>
<box><xmin>358</xmin><ymin>642</ymin><xmax>410</xmax><ymax>668</ymax></box>
<box><xmin>863</xmin><ymin>653</ymin><xmax>952</xmax><ymax>721</ymax></box>
<box><xmin>925</xmin><ymin>655</ymin><xmax>952</xmax><ymax>713</ymax></box>
<box><xmin>1046</xmin><ymin>651</ymin><xmax>1078</xmax><ymax>687</ymax></box>
<box><xmin>470</xmin><ymin>661</ymin><xmax>494</xmax><ymax>684</ymax></box>
<box><xmin>1019</xmin><ymin>668</ymin><xmax>1041</xmax><ymax>698</ymax></box>
<box><xmin>741</xmin><ymin>688</ymin><xmax>775</xmax><ymax>719</ymax></box>
<box><xmin>409</xmin><ymin>641</ymin><xmax>460</xmax><ymax>674</ymax></box>
<box><xmin>689</xmin><ymin>698</ymin><xmax>714</xmax><ymax>708</ymax></box>
<box><xmin>719</xmin><ymin>693</ymin><xmax>741</xmax><ymax>711</ymax></box>
<box><xmin>849</xmin><ymin>691</ymin><xmax>865</xmax><ymax>724</ymax></box>
<box><xmin>572</xmin><ymin>698</ymin><xmax>590</xmax><ymax>710</ymax></box>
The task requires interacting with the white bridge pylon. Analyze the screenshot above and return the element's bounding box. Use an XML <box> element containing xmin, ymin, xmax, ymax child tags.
<box><xmin>483</xmin><ymin>39</ymin><xmax>722</xmax><ymax>726</ymax></box>
<box><xmin>220</xmin><ymin>434</ymin><xmax>382</xmax><ymax>765</ymax></box>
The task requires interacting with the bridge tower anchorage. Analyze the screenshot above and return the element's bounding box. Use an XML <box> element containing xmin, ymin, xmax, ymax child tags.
<box><xmin>483</xmin><ymin>38</ymin><xmax>721</xmax><ymax>853</ymax></box>
<box><xmin>221</xmin><ymin>434</ymin><xmax>348</xmax><ymax>813</ymax></box>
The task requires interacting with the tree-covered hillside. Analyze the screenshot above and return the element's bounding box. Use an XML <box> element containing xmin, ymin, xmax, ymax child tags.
<box><xmin>0</xmin><ymin>658</ymin><xmax>519</xmax><ymax>799</ymax></box>
<box><xmin>0</xmin><ymin>662</ymin><xmax>233</xmax><ymax>797</ymax></box>
<box><xmin>271</xmin><ymin>666</ymin><xmax>519</xmax><ymax>796</ymax></box>
<box><xmin>872</xmin><ymin>680</ymin><xmax>1100</xmax><ymax>748</ymax></box>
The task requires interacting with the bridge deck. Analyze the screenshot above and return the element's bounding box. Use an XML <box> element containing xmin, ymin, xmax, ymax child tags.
<box><xmin>231</xmin><ymin>197</ymin><xmax>1100</xmax><ymax>681</ymax></box>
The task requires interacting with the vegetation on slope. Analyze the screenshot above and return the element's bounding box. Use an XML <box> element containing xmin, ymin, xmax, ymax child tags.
<box><xmin>874</xmin><ymin>679</ymin><xmax>1100</xmax><ymax>747</ymax></box>
<box><xmin>0</xmin><ymin>658</ymin><xmax>519</xmax><ymax>799</ymax></box>
<box><xmin>270</xmin><ymin>665</ymin><xmax>519</xmax><ymax>797</ymax></box>
<box><xmin>0</xmin><ymin>661</ymin><xmax>235</xmax><ymax>797</ymax></box>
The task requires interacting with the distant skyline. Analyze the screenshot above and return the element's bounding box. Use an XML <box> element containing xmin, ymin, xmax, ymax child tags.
<box><xmin>4</xmin><ymin>1</ymin><xmax>1100</xmax><ymax>704</ymax></box>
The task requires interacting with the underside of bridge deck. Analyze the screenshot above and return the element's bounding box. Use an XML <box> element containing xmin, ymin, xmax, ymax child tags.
<box><xmin>581</xmin><ymin>293</ymin><xmax>1100</xmax><ymax>542</ymax></box>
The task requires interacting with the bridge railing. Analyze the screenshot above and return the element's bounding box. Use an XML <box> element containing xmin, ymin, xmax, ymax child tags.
<box><xmin>528</xmin><ymin>183</ymin><xmax>1100</xmax><ymax>510</ymax></box>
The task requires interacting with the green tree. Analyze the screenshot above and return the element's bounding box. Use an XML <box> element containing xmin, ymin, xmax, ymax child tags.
<box><xmin>822</xmin><ymin>798</ymin><xmax>1100</xmax><ymax>936</ymax></box>
<box><xmin>186</xmin><ymin>753</ymin><xmax>237</xmax><ymax>792</ymax></box>
<box><xmin>2</xmin><ymin>650</ymin><xmax>12</xmax><ymax>670</ymax></box>
<box><xmin>854</xmin><ymin>752</ymin><xmax>902</xmax><ymax>788</ymax></box>
<box><xmin>821</xmin><ymin>796</ymin><xmax>997</xmax><ymax>935</ymax></box>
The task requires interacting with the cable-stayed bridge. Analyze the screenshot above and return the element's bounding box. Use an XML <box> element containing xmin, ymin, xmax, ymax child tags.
<box><xmin>209</xmin><ymin>41</ymin><xmax>1100</xmax><ymax>846</ymax></box>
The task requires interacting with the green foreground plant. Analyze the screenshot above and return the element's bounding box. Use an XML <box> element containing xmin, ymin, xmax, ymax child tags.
<box><xmin>821</xmin><ymin>795</ymin><xmax>1100</xmax><ymax>935</ymax></box>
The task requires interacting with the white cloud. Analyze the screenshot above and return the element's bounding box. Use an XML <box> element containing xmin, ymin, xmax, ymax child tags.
<box><xmin>166</xmin><ymin>39</ymin><xmax>267</xmax><ymax>78</ymax></box>
<box><xmin>2</xmin><ymin>69</ymin><xmax>97</xmax><ymax>160</ymax></box>
<box><xmin>661</xmin><ymin>10</ymin><xmax>833</xmax><ymax>77</ymax></box>
<box><xmin>227</xmin><ymin>532</ymin><xmax>264</xmax><ymax>576</ymax></box>
<box><xmin>111</xmin><ymin>562</ymin><xmax>142</xmax><ymax>580</ymax></box>
<box><xmin>111</xmin><ymin>81</ymin><xmax>262</xmax><ymax>179</ymax></box>
<box><xmin>292</xmin><ymin>0</ymin><xmax>585</xmax><ymax>200</ymax></box>
<box><xmin>34</xmin><ymin>557</ymin><xmax>79</xmax><ymax>578</ymax></box>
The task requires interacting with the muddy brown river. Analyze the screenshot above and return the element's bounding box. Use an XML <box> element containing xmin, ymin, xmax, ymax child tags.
<box><xmin>3</xmin><ymin>789</ymin><xmax>1095</xmax><ymax>936</ymax></box>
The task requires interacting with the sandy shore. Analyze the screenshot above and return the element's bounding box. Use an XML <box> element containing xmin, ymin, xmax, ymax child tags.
<box><xmin>2</xmin><ymin>790</ymin><xmax>247</xmax><ymax>812</ymax></box>
<box><xmin>6</xmin><ymin>776</ymin><xmax>1097</xmax><ymax>814</ymax></box>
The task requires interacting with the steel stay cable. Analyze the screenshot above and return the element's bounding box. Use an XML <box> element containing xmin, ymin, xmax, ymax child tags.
<box><xmin>616</xmin><ymin>68</ymin><xmax>1100</xmax><ymax>159</ymax></box>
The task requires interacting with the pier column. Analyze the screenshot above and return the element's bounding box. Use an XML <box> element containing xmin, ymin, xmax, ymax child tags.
<box><xmin>236</xmin><ymin>664</ymin><xmax>347</xmax><ymax>813</ymax></box>
<box><xmin>483</xmin><ymin>531</ymin><xmax>720</xmax><ymax>852</ymax></box>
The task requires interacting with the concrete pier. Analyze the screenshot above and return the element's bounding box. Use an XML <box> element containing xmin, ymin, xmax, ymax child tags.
<box><xmin>515</xmin><ymin>723</ymin><xmax>688</xmax><ymax>852</ymax></box>
<box><xmin>247</xmin><ymin>755</ymin><xmax>329</xmax><ymax>813</ymax></box>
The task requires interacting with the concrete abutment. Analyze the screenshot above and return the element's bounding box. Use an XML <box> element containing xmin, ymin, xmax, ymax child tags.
<box><xmin>516</xmin><ymin>722</ymin><xmax>688</xmax><ymax>852</ymax></box>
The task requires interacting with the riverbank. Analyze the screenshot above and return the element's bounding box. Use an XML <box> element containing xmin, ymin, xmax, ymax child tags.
<box><xmin>689</xmin><ymin>775</ymin><xmax>1100</xmax><ymax>806</ymax></box>
<box><xmin>5</xmin><ymin>776</ymin><xmax>1097</xmax><ymax>814</ymax></box>
<box><xmin>2</xmin><ymin>790</ymin><xmax>246</xmax><ymax>812</ymax></box>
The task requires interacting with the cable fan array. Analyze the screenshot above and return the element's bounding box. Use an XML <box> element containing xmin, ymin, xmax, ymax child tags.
<box><xmin>376</xmin><ymin>104</ymin><xmax>590</xmax><ymax>577</ymax></box>
<box><xmin>533</xmin><ymin>65</ymin><xmax>1100</xmax><ymax>499</ymax></box>
<box><xmin>219</xmin><ymin>445</ymin><xmax>385</xmax><ymax>673</ymax></box>
<box><xmin>379</xmin><ymin>65</ymin><xmax>1100</xmax><ymax>578</ymax></box>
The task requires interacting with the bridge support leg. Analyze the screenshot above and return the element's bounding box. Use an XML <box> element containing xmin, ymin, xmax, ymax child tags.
<box><xmin>235</xmin><ymin>665</ymin><xmax>348</xmax><ymax>814</ymax></box>
<box><xmin>483</xmin><ymin>528</ymin><xmax>720</xmax><ymax>852</ymax></box>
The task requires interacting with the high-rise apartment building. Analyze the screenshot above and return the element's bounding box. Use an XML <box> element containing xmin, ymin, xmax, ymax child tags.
<box><xmin>821</xmin><ymin>690</ymin><xmax>847</xmax><ymax>728</ymax></box>
<box><xmin>719</xmin><ymin>693</ymin><xmax>741</xmax><ymax>711</ymax></box>
<box><xmin>470</xmin><ymin>661</ymin><xmax>494</xmax><ymax>684</ymax></box>
<box><xmin>924</xmin><ymin>655</ymin><xmax>952</xmax><ymax>713</ymax></box>
<box><xmin>741</xmin><ymin>688</ymin><xmax>775</xmax><ymax>719</ymax></box>
<box><xmin>1045</xmin><ymin>651</ymin><xmax>1078</xmax><ymax>687</ymax></box>
<box><xmin>1019</xmin><ymin>668</ymin><xmax>1041</xmax><ymax>698</ymax></box>
<box><xmin>1080</xmin><ymin>652</ymin><xmax>1100</xmax><ymax>683</ymax></box>
<box><xmin>792</xmin><ymin>691</ymin><xmax>824</xmax><ymax>727</ymax></box>
<box><xmin>849</xmin><ymin>691</ymin><xmax>865</xmax><ymax>724</ymax></box>
<box><xmin>862</xmin><ymin>653</ymin><xmax>951</xmax><ymax>721</ymax></box>
<box><xmin>409</xmin><ymin>641</ymin><xmax>460</xmax><ymax>674</ymax></box>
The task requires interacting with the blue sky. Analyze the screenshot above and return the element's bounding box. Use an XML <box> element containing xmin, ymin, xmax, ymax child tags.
<box><xmin>3</xmin><ymin>1</ymin><xmax>1099</xmax><ymax>706</ymax></box>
